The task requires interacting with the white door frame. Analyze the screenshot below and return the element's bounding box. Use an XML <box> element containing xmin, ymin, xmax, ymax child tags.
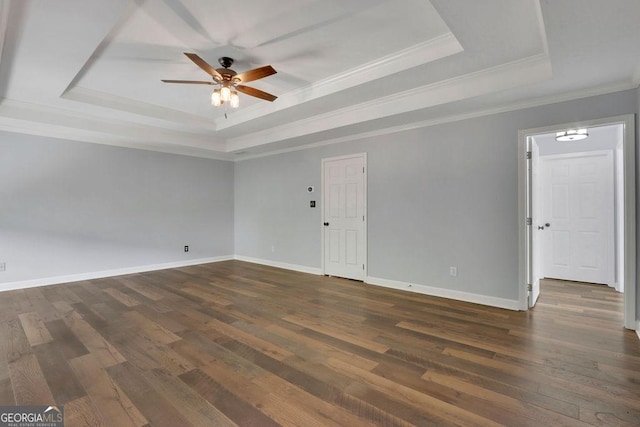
<box><xmin>321</xmin><ymin>153</ymin><xmax>368</xmax><ymax>278</ymax></box>
<box><xmin>518</xmin><ymin>115</ymin><xmax>636</xmax><ymax>329</ymax></box>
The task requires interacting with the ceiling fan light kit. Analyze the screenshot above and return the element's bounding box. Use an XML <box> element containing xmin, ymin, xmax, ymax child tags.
<box><xmin>211</xmin><ymin>88</ymin><xmax>239</xmax><ymax>108</ymax></box>
<box><xmin>162</xmin><ymin>53</ymin><xmax>277</xmax><ymax>109</ymax></box>
<box><xmin>555</xmin><ymin>128</ymin><xmax>589</xmax><ymax>141</ymax></box>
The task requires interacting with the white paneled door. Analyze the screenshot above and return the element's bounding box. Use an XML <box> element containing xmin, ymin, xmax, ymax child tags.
<box><xmin>322</xmin><ymin>154</ymin><xmax>366</xmax><ymax>281</ymax></box>
<box><xmin>541</xmin><ymin>151</ymin><xmax>614</xmax><ymax>285</ymax></box>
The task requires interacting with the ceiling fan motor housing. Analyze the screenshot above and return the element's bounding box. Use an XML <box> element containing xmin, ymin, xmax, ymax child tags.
<box><xmin>218</xmin><ymin>57</ymin><xmax>234</xmax><ymax>68</ymax></box>
<box><xmin>215</xmin><ymin>58</ymin><xmax>238</xmax><ymax>84</ymax></box>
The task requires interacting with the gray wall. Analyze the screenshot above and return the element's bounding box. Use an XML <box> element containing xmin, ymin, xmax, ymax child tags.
<box><xmin>1</xmin><ymin>88</ymin><xmax>637</xmax><ymax>311</ymax></box>
<box><xmin>234</xmin><ymin>150</ymin><xmax>320</xmax><ymax>267</ymax></box>
<box><xmin>0</xmin><ymin>131</ymin><xmax>234</xmax><ymax>286</ymax></box>
<box><xmin>235</xmin><ymin>89</ymin><xmax>639</xmax><ymax>302</ymax></box>
<box><xmin>637</xmin><ymin>86</ymin><xmax>640</xmax><ymax>323</ymax></box>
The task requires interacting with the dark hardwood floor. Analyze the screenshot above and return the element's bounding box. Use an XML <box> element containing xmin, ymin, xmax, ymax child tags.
<box><xmin>1</xmin><ymin>261</ymin><xmax>639</xmax><ymax>426</ymax></box>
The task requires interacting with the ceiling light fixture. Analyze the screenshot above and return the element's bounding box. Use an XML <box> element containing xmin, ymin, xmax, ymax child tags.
<box><xmin>556</xmin><ymin>129</ymin><xmax>589</xmax><ymax>141</ymax></box>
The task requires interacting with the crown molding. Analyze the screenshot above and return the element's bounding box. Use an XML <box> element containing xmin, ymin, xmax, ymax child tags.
<box><xmin>227</xmin><ymin>53</ymin><xmax>552</xmax><ymax>152</ymax></box>
<box><xmin>234</xmin><ymin>82</ymin><xmax>635</xmax><ymax>162</ymax></box>
<box><xmin>62</xmin><ymin>86</ymin><xmax>217</xmax><ymax>130</ymax></box>
<box><xmin>4</xmin><ymin>61</ymin><xmax>629</xmax><ymax>164</ymax></box>
<box><xmin>215</xmin><ymin>33</ymin><xmax>464</xmax><ymax>131</ymax></box>
<box><xmin>0</xmin><ymin>97</ymin><xmax>228</xmax><ymax>156</ymax></box>
<box><xmin>0</xmin><ymin>116</ymin><xmax>233</xmax><ymax>161</ymax></box>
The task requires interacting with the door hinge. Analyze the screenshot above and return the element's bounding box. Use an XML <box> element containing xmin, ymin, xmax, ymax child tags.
<box><xmin>527</xmin><ymin>283</ymin><xmax>532</xmax><ymax>291</ymax></box>
<box><xmin>526</xmin><ymin>217</ymin><xmax>532</xmax><ymax>226</ymax></box>
<box><xmin>363</xmin><ymin>264</ymin><xmax>365</xmax><ymax>270</ymax></box>
<box><xmin>363</xmin><ymin>167</ymin><xmax>365</xmax><ymax>173</ymax></box>
<box><xmin>526</xmin><ymin>151</ymin><xmax>532</xmax><ymax>159</ymax></box>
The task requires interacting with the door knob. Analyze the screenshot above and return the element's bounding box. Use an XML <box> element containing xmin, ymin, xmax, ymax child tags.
<box><xmin>323</xmin><ymin>222</ymin><xmax>329</xmax><ymax>226</ymax></box>
<box><xmin>538</xmin><ymin>226</ymin><xmax>544</xmax><ymax>230</ymax></box>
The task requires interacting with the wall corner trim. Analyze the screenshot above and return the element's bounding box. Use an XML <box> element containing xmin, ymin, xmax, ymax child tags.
<box><xmin>366</xmin><ymin>276</ymin><xmax>521</xmax><ymax>311</ymax></box>
<box><xmin>234</xmin><ymin>255</ymin><xmax>322</xmax><ymax>276</ymax></box>
<box><xmin>0</xmin><ymin>256</ymin><xmax>234</xmax><ymax>292</ymax></box>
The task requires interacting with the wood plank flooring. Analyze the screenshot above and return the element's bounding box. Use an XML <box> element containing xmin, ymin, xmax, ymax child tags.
<box><xmin>1</xmin><ymin>262</ymin><xmax>639</xmax><ymax>426</ymax></box>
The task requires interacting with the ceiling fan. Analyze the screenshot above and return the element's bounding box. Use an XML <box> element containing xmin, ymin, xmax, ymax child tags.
<box><xmin>162</xmin><ymin>53</ymin><xmax>277</xmax><ymax>108</ymax></box>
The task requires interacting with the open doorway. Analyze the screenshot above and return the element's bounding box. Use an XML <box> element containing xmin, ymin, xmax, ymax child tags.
<box><xmin>532</xmin><ymin>125</ymin><xmax>621</xmax><ymax>295</ymax></box>
<box><xmin>518</xmin><ymin>115</ymin><xmax>636</xmax><ymax>330</ymax></box>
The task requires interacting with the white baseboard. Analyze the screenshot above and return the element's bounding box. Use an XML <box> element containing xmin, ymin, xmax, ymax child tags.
<box><xmin>0</xmin><ymin>256</ymin><xmax>234</xmax><ymax>292</ymax></box>
<box><xmin>1</xmin><ymin>255</ymin><xmax>522</xmax><ymax>313</ymax></box>
<box><xmin>636</xmin><ymin>321</ymin><xmax>640</xmax><ymax>340</ymax></box>
<box><xmin>366</xmin><ymin>276</ymin><xmax>521</xmax><ymax>311</ymax></box>
<box><xmin>234</xmin><ymin>255</ymin><xmax>322</xmax><ymax>276</ymax></box>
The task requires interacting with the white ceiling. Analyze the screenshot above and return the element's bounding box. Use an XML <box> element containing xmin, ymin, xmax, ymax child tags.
<box><xmin>1</xmin><ymin>0</ymin><xmax>639</xmax><ymax>160</ymax></box>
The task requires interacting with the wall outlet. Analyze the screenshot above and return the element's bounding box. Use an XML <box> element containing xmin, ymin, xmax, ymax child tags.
<box><xmin>0</xmin><ymin>262</ymin><xmax>5</xmax><ymax>272</ymax></box>
<box><xmin>449</xmin><ymin>266</ymin><xmax>458</xmax><ymax>277</ymax></box>
<box><xmin>184</xmin><ymin>245</ymin><xmax>189</xmax><ymax>252</ymax></box>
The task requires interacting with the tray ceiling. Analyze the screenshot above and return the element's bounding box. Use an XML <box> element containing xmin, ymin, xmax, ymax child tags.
<box><xmin>0</xmin><ymin>0</ymin><xmax>639</xmax><ymax>159</ymax></box>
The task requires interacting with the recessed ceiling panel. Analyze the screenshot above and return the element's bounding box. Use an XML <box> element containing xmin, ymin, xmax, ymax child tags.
<box><xmin>68</xmin><ymin>0</ymin><xmax>454</xmax><ymax>119</ymax></box>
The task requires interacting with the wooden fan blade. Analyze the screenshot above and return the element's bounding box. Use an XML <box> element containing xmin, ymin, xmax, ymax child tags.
<box><xmin>161</xmin><ymin>80</ymin><xmax>213</xmax><ymax>85</ymax></box>
<box><xmin>235</xmin><ymin>65</ymin><xmax>276</xmax><ymax>83</ymax></box>
<box><xmin>184</xmin><ymin>53</ymin><xmax>223</xmax><ymax>81</ymax></box>
<box><xmin>236</xmin><ymin>85</ymin><xmax>277</xmax><ymax>102</ymax></box>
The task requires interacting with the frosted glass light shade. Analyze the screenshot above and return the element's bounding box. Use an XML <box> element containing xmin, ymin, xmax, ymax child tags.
<box><xmin>230</xmin><ymin>91</ymin><xmax>239</xmax><ymax>108</ymax></box>
<box><xmin>220</xmin><ymin>86</ymin><xmax>231</xmax><ymax>102</ymax></box>
<box><xmin>211</xmin><ymin>89</ymin><xmax>221</xmax><ymax>106</ymax></box>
